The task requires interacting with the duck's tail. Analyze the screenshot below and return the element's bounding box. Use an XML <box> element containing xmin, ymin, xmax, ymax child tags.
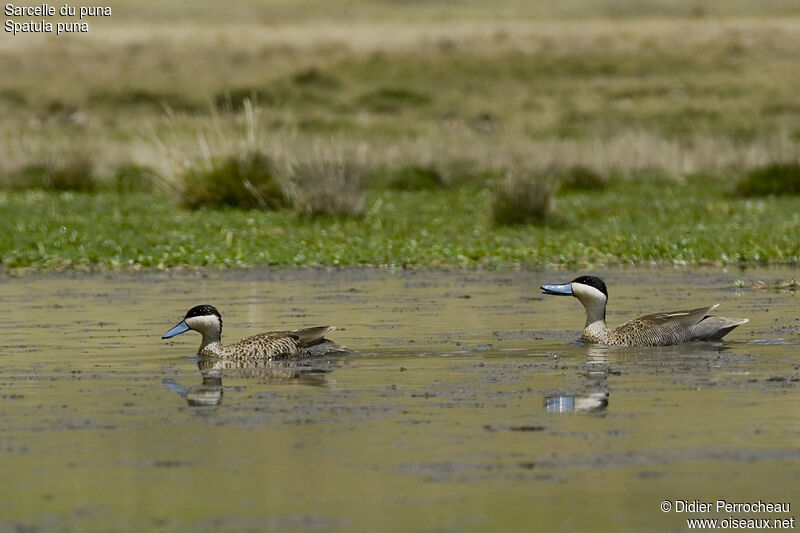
<box><xmin>690</xmin><ymin>316</ymin><xmax>749</xmax><ymax>341</ymax></box>
<box><xmin>292</xmin><ymin>326</ymin><xmax>351</xmax><ymax>355</ymax></box>
<box><xmin>292</xmin><ymin>325</ymin><xmax>335</xmax><ymax>345</ymax></box>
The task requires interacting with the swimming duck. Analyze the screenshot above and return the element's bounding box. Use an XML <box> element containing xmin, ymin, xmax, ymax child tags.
<box><xmin>162</xmin><ymin>305</ymin><xmax>345</xmax><ymax>360</ymax></box>
<box><xmin>540</xmin><ymin>275</ymin><xmax>748</xmax><ymax>347</ymax></box>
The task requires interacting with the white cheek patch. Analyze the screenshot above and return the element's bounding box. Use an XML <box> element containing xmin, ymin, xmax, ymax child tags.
<box><xmin>185</xmin><ymin>315</ymin><xmax>221</xmax><ymax>335</ymax></box>
<box><xmin>571</xmin><ymin>283</ymin><xmax>608</xmax><ymax>324</ymax></box>
<box><xmin>572</xmin><ymin>283</ymin><xmax>607</xmax><ymax>303</ymax></box>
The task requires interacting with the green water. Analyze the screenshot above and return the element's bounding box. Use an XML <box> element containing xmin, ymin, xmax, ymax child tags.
<box><xmin>0</xmin><ymin>269</ymin><xmax>797</xmax><ymax>532</ymax></box>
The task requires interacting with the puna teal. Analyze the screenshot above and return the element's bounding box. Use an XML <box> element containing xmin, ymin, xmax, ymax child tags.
<box><xmin>541</xmin><ymin>275</ymin><xmax>748</xmax><ymax>347</ymax></box>
<box><xmin>162</xmin><ymin>304</ymin><xmax>346</xmax><ymax>360</ymax></box>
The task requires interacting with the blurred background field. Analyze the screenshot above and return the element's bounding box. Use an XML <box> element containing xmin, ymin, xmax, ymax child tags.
<box><xmin>1</xmin><ymin>0</ymin><xmax>800</xmax><ymax>269</ymax></box>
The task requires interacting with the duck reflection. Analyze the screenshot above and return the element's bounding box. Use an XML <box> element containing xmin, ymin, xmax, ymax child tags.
<box><xmin>545</xmin><ymin>345</ymin><xmax>610</xmax><ymax>413</ymax></box>
<box><xmin>163</xmin><ymin>357</ymin><xmax>338</xmax><ymax>407</ymax></box>
<box><xmin>164</xmin><ymin>363</ymin><xmax>224</xmax><ymax>407</ymax></box>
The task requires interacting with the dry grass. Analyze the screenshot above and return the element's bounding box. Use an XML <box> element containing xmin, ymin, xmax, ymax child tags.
<box><xmin>285</xmin><ymin>145</ymin><xmax>367</xmax><ymax>218</ymax></box>
<box><xmin>492</xmin><ymin>171</ymin><xmax>555</xmax><ymax>226</ymax></box>
<box><xmin>2</xmin><ymin>12</ymin><xmax>800</xmax><ymax>192</ymax></box>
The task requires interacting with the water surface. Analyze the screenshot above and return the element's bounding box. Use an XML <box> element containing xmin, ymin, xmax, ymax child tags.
<box><xmin>0</xmin><ymin>268</ymin><xmax>798</xmax><ymax>532</ymax></box>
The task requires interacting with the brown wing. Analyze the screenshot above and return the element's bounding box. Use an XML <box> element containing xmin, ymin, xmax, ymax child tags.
<box><xmin>615</xmin><ymin>305</ymin><xmax>718</xmax><ymax>346</ymax></box>
<box><xmin>225</xmin><ymin>327</ymin><xmax>337</xmax><ymax>360</ymax></box>
<box><xmin>289</xmin><ymin>326</ymin><xmax>335</xmax><ymax>346</ymax></box>
<box><xmin>238</xmin><ymin>330</ymin><xmax>300</xmax><ymax>343</ymax></box>
<box><xmin>228</xmin><ymin>331</ymin><xmax>304</xmax><ymax>359</ymax></box>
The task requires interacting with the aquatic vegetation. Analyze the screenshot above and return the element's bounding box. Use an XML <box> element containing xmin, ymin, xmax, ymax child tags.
<box><xmin>742</xmin><ymin>278</ymin><xmax>800</xmax><ymax>291</ymax></box>
<box><xmin>179</xmin><ymin>151</ymin><xmax>288</xmax><ymax>210</ymax></box>
<box><xmin>492</xmin><ymin>171</ymin><xmax>555</xmax><ymax>226</ymax></box>
<box><xmin>735</xmin><ymin>162</ymin><xmax>800</xmax><ymax>197</ymax></box>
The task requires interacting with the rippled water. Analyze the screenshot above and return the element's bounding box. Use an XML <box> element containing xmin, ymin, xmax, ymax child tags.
<box><xmin>0</xmin><ymin>268</ymin><xmax>798</xmax><ymax>532</ymax></box>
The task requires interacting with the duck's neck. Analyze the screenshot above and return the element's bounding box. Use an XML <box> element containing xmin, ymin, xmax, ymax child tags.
<box><xmin>582</xmin><ymin>300</ymin><xmax>608</xmax><ymax>330</ymax></box>
<box><xmin>582</xmin><ymin>305</ymin><xmax>611</xmax><ymax>343</ymax></box>
<box><xmin>198</xmin><ymin>333</ymin><xmax>223</xmax><ymax>357</ymax></box>
<box><xmin>571</xmin><ymin>284</ymin><xmax>611</xmax><ymax>343</ymax></box>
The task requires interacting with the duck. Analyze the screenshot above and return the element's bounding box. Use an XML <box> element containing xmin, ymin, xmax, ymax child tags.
<box><xmin>162</xmin><ymin>304</ymin><xmax>346</xmax><ymax>360</ymax></box>
<box><xmin>540</xmin><ymin>275</ymin><xmax>748</xmax><ymax>347</ymax></box>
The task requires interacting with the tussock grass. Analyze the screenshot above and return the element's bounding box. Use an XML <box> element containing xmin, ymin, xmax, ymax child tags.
<box><xmin>286</xmin><ymin>147</ymin><xmax>367</xmax><ymax>218</ymax></box>
<box><xmin>384</xmin><ymin>165</ymin><xmax>445</xmax><ymax>191</ymax></box>
<box><xmin>3</xmin><ymin>154</ymin><xmax>97</xmax><ymax>192</ymax></box>
<box><xmin>0</xmin><ymin>89</ymin><xmax>26</xmax><ymax>106</ymax></box>
<box><xmin>179</xmin><ymin>152</ymin><xmax>287</xmax><ymax>210</ymax></box>
<box><xmin>214</xmin><ymin>88</ymin><xmax>273</xmax><ymax>112</ymax></box>
<box><xmin>357</xmin><ymin>88</ymin><xmax>431</xmax><ymax>113</ymax></box>
<box><xmin>88</xmin><ymin>89</ymin><xmax>197</xmax><ymax>112</ymax></box>
<box><xmin>735</xmin><ymin>162</ymin><xmax>800</xmax><ymax>196</ymax></box>
<box><xmin>559</xmin><ymin>165</ymin><xmax>608</xmax><ymax>191</ymax></box>
<box><xmin>114</xmin><ymin>164</ymin><xmax>158</xmax><ymax>193</ymax></box>
<box><xmin>291</xmin><ymin>67</ymin><xmax>340</xmax><ymax>89</ymax></box>
<box><xmin>492</xmin><ymin>171</ymin><xmax>555</xmax><ymax>226</ymax></box>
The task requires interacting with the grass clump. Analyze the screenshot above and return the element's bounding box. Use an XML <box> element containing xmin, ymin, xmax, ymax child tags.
<box><xmin>114</xmin><ymin>164</ymin><xmax>158</xmax><ymax>193</ymax></box>
<box><xmin>0</xmin><ymin>89</ymin><xmax>27</xmax><ymax>106</ymax></box>
<box><xmin>560</xmin><ymin>165</ymin><xmax>608</xmax><ymax>191</ymax></box>
<box><xmin>88</xmin><ymin>89</ymin><xmax>197</xmax><ymax>112</ymax></box>
<box><xmin>385</xmin><ymin>165</ymin><xmax>445</xmax><ymax>191</ymax></box>
<box><xmin>291</xmin><ymin>67</ymin><xmax>340</xmax><ymax>89</ymax></box>
<box><xmin>214</xmin><ymin>88</ymin><xmax>273</xmax><ymax>112</ymax></box>
<box><xmin>180</xmin><ymin>152</ymin><xmax>287</xmax><ymax>210</ymax></box>
<box><xmin>287</xmin><ymin>154</ymin><xmax>366</xmax><ymax>218</ymax></box>
<box><xmin>492</xmin><ymin>171</ymin><xmax>555</xmax><ymax>226</ymax></box>
<box><xmin>357</xmin><ymin>88</ymin><xmax>431</xmax><ymax>113</ymax></box>
<box><xmin>5</xmin><ymin>155</ymin><xmax>96</xmax><ymax>192</ymax></box>
<box><xmin>735</xmin><ymin>162</ymin><xmax>800</xmax><ymax>196</ymax></box>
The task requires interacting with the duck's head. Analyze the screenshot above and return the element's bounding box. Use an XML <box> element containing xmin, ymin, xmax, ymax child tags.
<box><xmin>162</xmin><ymin>305</ymin><xmax>223</xmax><ymax>340</ymax></box>
<box><xmin>541</xmin><ymin>275</ymin><xmax>608</xmax><ymax>322</ymax></box>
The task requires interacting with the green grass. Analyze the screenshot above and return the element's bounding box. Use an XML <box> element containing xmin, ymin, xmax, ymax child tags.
<box><xmin>560</xmin><ymin>165</ymin><xmax>608</xmax><ymax>191</ymax></box>
<box><xmin>1</xmin><ymin>176</ymin><xmax>798</xmax><ymax>270</ymax></box>
<box><xmin>4</xmin><ymin>156</ymin><xmax>97</xmax><ymax>192</ymax></box>
<box><xmin>735</xmin><ymin>162</ymin><xmax>800</xmax><ymax>197</ymax></box>
<box><xmin>179</xmin><ymin>152</ymin><xmax>288</xmax><ymax>210</ymax></box>
<box><xmin>492</xmin><ymin>172</ymin><xmax>555</xmax><ymax>226</ymax></box>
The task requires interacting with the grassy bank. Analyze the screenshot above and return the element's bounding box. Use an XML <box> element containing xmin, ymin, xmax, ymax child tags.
<box><xmin>2</xmin><ymin>2</ymin><xmax>800</xmax><ymax>270</ymax></box>
<box><xmin>1</xmin><ymin>175</ymin><xmax>798</xmax><ymax>270</ymax></box>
